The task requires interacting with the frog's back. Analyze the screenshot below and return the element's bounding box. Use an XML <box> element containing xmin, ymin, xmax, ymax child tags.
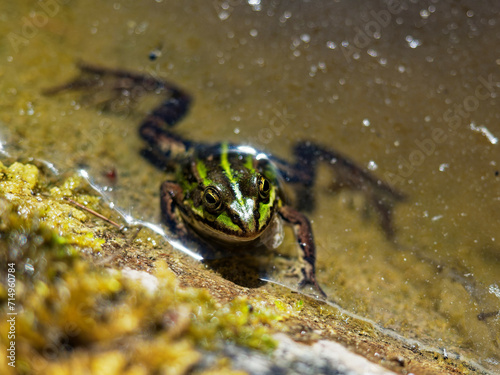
<box><xmin>179</xmin><ymin>142</ymin><xmax>282</xmax><ymax>192</ymax></box>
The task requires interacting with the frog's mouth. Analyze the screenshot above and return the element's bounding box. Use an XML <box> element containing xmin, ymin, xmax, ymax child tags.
<box><xmin>182</xmin><ymin>210</ymin><xmax>278</xmax><ymax>246</ymax></box>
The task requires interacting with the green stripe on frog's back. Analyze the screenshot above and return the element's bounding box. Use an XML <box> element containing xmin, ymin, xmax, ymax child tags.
<box><xmin>220</xmin><ymin>142</ymin><xmax>234</xmax><ymax>183</ymax></box>
<box><xmin>244</xmin><ymin>153</ymin><xmax>255</xmax><ymax>173</ymax></box>
<box><xmin>195</xmin><ymin>158</ymin><xmax>213</xmax><ymax>186</ymax></box>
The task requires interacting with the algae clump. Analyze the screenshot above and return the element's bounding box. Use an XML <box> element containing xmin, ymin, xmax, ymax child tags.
<box><xmin>0</xmin><ymin>161</ymin><xmax>104</xmax><ymax>252</ymax></box>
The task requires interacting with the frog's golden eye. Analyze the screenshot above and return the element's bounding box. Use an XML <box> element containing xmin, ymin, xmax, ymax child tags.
<box><xmin>258</xmin><ymin>176</ymin><xmax>271</xmax><ymax>200</ymax></box>
<box><xmin>203</xmin><ymin>186</ymin><xmax>223</xmax><ymax>213</ymax></box>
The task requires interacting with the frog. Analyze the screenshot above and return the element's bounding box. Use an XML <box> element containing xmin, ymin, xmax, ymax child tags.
<box><xmin>45</xmin><ymin>62</ymin><xmax>405</xmax><ymax>298</ymax></box>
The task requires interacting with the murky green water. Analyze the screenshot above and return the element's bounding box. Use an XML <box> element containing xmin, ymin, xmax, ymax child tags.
<box><xmin>1</xmin><ymin>0</ymin><xmax>499</xmax><ymax>372</ymax></box>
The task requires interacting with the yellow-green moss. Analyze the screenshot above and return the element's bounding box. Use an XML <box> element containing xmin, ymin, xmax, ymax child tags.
<box><xmin>0</xmin><ymin>161</ymin><xmax>104</xmax><ymax>252</ymax></box>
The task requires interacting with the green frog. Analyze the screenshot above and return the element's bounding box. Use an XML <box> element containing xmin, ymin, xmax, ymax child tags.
<box><xmin>45</xmin><ymin>62</ymin><xmax>404</xmax><ymax>298</ymax></box>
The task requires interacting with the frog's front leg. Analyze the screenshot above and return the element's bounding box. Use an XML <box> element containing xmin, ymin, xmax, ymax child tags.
<box><xmin>279</xmin><ymin>205</ymin><xmax>326</xmax><ymax>298</ymax></box>
<box><xmin>160</xmin><ymin>180</ymin><xmax>220</xmax><ymax>257</ymax></box>
<box><xmin>160</xmin><ymin>181</ymin><xmax>189</xmax><ymax>239</ymax></box>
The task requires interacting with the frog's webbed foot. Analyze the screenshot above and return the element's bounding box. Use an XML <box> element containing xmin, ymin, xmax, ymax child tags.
<box><xmin>44</xmin><ymin>62</ymin><xmax>164</xmax><ymax>95</ymax></box>
<box><xmin>279</xmin><ymin>205</ymin><xmax>327</xmax><ymax>298</ymax></box>
<box><xmin>43</xmin><ymin>62</ymin><xmax>158</xmax><ymax>111</ymax></box>
<box><xmin>275</xmin><ymin>142</ymin><xmax>405</xmax><ymax>239</ymax></box>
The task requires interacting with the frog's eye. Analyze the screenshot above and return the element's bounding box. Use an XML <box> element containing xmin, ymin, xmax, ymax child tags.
<box><xmin>203</xmin><ymin>186</ymin><xmax>223</xmax><ymax>213</ymax></box>
<box><xmin>258</xmin><ymin>176</ymin><xmax>271</xmax><ymax>200</ymax></box>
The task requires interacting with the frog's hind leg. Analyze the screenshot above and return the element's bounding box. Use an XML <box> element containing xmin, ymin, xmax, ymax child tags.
<box><xmin>275</xmin><ymin>142</ymin><xmax>405</xmax><ymax>239</ymax></box>
<box><xmin>75</xmin><ymin>63</ymin><xmax>196</xmax><ymax>165</ymax></box>
<box><xmin>138</xmin><ymin>86</ymin><xmax>193</xmax><ymax>168</ymax></box>
<box><xmin>44</xmin><ymin>61</ymin><xmax>195</xmax><ymax>168</ymax></box>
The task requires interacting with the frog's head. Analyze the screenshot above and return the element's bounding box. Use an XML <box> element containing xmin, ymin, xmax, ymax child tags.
<box><xmin>185</xmin><ymin>145</ymin><xmax>280</xmax><ymax>244</ymax></box>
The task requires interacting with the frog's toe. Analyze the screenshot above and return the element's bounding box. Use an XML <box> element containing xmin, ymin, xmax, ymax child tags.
<box><xmin>298</xmin><ymin>276</ymin><xmax>327</xmax><ymax>299</ymax></box>
<box><xmin>284</xmin><ymin>266</ymin><xmax>301</xmax><ymax>278</ymax></box>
